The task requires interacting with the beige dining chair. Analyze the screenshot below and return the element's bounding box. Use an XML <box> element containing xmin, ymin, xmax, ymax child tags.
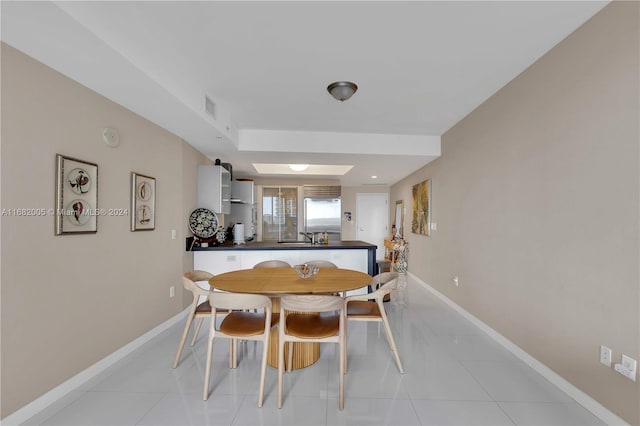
<box><xmin>203</xmin><ymin>292</ymin><xmax>278</xmax><ymax>407</ymax></box>
<box><xmin>304</xmin><ymin>260</ymin><xmax>347</xmax><ymax>296</ymax></box>
<box><xmin>173</xmin><ymin>270</ymin><xmax>225</xmax><ymax>368</ymax></box>
<box><xmin>278</xmin><ymin>295</ymin><xmax>346</xmax><ymax>410</ymax></box>
<box><xmin>344</xmin><ymin>272</ymin><xmax>404</xmax><ymax>374</ymax></box>
<box><xmin>303</xmin><ymin>260</ymin><xmax>338</xmax><ymax>268</ymax></box>
<box><xmin>253</xmin><ymin>260</ymin><xmax>291</xmax><ymax>268</ymax></box>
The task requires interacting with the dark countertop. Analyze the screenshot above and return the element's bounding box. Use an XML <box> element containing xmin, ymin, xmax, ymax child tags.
<box><xmin>187</xmin><ymin>238</ymin><xmax>376</xmax><ymax>251</ymax></box>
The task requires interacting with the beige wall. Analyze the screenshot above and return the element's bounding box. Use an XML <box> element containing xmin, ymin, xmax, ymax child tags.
<box><xmin>390</xmin><ymin>3</ymin><xmax>639</xmax><ymax>424</ymax></box>
<box><xmin>0</xmin><ymin>44</ymin><xmax>212</xmax><ymax>418</ymax></box>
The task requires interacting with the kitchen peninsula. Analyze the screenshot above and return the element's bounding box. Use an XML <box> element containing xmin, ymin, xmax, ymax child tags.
<box><xmin>188</xmin><ymin>239</ymin><xmax>377</xmax><ymax>276</ymax></box>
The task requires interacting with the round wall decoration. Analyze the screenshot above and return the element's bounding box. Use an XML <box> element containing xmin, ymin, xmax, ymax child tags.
<box><xmin>189</xmin><ymin>208</ymin><xmax>219</xmax><ymax>239</ymax></box>
<box><xmin>67</xmin><ymin>168</ymin><xmax>91</xmax><ymax>194</ymax></box>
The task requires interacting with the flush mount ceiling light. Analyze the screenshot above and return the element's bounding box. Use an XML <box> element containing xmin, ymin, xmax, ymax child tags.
<box><xmin>253</xmin><ymin>163</ymin><xmax>354</xmax><ymax>176</ymax></box>
<box><xmin>288</xmin><ymin>164</ymin><xmax>309</xmax><ymax>172</ymax></box>
<box><xmin>327</xmin><ymin>81</ymin><xmax>358</xmax><ymax>102</ymax></box>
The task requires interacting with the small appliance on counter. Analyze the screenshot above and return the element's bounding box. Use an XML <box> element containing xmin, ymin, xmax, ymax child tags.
<box><xmin>233</xmin><ymin>223</ymin><xmax>245</xmax><ymax>245</ymax></box>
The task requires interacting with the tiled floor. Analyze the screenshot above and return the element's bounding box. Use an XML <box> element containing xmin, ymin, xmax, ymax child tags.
<box><xmin>22</xmin><ymin>277</ymin><xmax>604</xmax><ymax>425</ymax></box>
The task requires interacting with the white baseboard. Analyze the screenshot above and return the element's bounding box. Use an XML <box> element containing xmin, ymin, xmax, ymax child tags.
<box><xmin>408</xmin><ymin>272</ymin><xmax>628</xmax><ymax>426</ymax></box>
<box><xmin>1</xmin><ymin>309</ymin><xmax>188</xmax><ymax>426</ymax></box>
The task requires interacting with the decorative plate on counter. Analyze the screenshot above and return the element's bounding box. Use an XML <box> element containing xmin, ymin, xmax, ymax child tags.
<box><xmin>189</xmin><ymin>208</ymin><xmax>219</xmax><ymax>239</ymax></box>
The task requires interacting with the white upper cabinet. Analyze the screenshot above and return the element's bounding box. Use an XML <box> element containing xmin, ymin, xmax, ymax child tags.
<box><xmin>197</xmin><ymin>165</ymin><xmax>231</xmax><ymax>214</ymax></box>
<box><xmin>231</xmin><ymin>180</ymin><xmax>255</xmax><ymax>204</ymax></box>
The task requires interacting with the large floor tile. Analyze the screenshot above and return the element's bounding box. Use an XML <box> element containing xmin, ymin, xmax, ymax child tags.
<box><xmin>326</xmin><ymin>398</ymin><xmax>420</xmax><ymax>425</ymax></box>
<box><xmin>21</xmin><ymin>391</ymin><xmax>86</xmax><ymax>426</ymax></box>
<box><xmin>462</xmin><ymin>361</ymin><xmax>574</xmax><ymax>403</ymax></box>
<box><xmin>38</xmin><ymin>391</ymin><xmax>164</xmax><ymax>425</ymax></box>
<box><xmin>231</xmin><ymin>395</ymin><xmax>327</xmax><ymax>426</ymax></box>
<box><xmin>401</xmin><ymin>354</ymin><xmax>492</xmax><ymax>401</ymax></box>
<box><xmin>329</xmin><ymin>353</ymin><xmax>408</xmax><ymax>400</ymax></box>
<box><xmin>412</xmin><ymin>400</ymin><xmax>515</xmax><ymax>425</ymax></box>
<box><xmin>136</xmin><ymin>392</ymin><xmax>244</xmax><ymax>425</ymax></box>
<box><xmin>498</xmin><ymin>401</ymin><xmax>605</xmax><ymax>425</ymax></box>
<box><xmin>267</xmin><ymin>354</ymin><xmax>330</xmax><ymax>399</ymax></box>
<box><xmin>89</xmin><ymin>364</ymin><xmax>180</xmax><ymax>394</ymax></box>
<box><xmin>171</xmin><ymin>354</ymin><xmax>265</xmax><ymax>398</ymax></box>
<box><xmin>432</xmin><ymin>334</ymin><xmax>519</xmax><ymax>362</ymax></box>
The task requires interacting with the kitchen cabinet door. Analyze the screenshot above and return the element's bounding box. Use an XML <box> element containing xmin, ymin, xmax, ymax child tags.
<box><xmin>197</xmin><ymin>165</ymin><xmax>231</xmax><ymax>214</ymax></box>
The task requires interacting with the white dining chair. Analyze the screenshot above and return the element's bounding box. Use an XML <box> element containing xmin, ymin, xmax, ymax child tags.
<box><xmin>344</xmin><ymin>272</ymin><xmax>404</xmax><ymax>373</ymax></box>
<box><xmin>278</xmin><ymin>294</ymin><xmax>346</xmax><ymax>410</ymax></box>
<box><xmin>253</xmin><ymin>260</ymin><xmax>291</xmax><ymax>268</ymax></box>
<box><xmin>303</xmin><ymin>260</ymin><xmax>338</xmax><ymax>269</ymax></box>
<box><xmin>173</xmin><ymin>270</ymin><xmax>225</xmax><ymax>368</ymax></box>
<box><xmin>203</xmin><ymin>292</ymin><xmax>278</xmax><ymax>407</ymax></box>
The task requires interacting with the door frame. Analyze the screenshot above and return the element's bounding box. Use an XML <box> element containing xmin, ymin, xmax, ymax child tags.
<box><xmin>355</xmin><ymin>192</ymin><xmax>389</xmax><ymax>261</ymax></box>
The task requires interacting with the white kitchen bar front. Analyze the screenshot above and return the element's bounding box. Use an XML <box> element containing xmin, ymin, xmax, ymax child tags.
<box><xmin>191</xmin><ymin>240</ymin><xmax>377</xmax><ymax>276</ymax></box>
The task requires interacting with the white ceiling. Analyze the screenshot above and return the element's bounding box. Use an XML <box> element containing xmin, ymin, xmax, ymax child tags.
<box><xmin>1</xmin><ymin>1</ymin><xmax>608</xmax><ymax>186</ymax></box>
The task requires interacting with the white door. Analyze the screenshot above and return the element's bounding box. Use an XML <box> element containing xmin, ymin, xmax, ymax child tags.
<box><xmin>356</xmin><ymin>193</ymin><xmax>388</xmax><ymax>261</ymax></box>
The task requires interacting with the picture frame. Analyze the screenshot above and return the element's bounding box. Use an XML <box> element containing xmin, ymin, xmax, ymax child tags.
<box><xmin>131</xmin><ymin>172</ymin><xmax>156</xmax><ymax>231</ymax></box>
<box><xmin>394</xmin><ymin>200</ymin><xmax>404</xmax><ymax>238</ymax></box>
<box><xmin>55</xmin><ymin>154</ymin><xmax>98</xmax><ymax>235</ymax></box>
<box><xmin>411</xmin><ymin>179</ymin><xmax>431</xmax><ymax>236</ymax></box>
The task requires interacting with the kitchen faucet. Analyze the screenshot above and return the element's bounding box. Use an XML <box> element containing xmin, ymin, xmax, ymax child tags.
<box><xmin>300</xmin><ymin>231</ymin><xmax>317</xmax><ymax>244</ymax></box>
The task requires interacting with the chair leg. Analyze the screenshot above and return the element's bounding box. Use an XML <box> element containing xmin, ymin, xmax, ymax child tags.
<box><xmin>380</xmin><ymin>313</ymin><xmax>404</xmax><ymax>374</ymax></box>
<box><xmin>278</xmin><ymin>337</ymin><xmax>285</xmax><ymax>408</ymax></box>
<box><xmin>203</xmin><ymin>324</ymin><xmax>216</xmax><ymax>400</ymax></box>
<box><xmin>173</xmin><ymin>312</ymin><xmax>195</xmax><ymax>368</ymax></box>
<box><xmin>343</xmin><ymin>321</ymin><xmax>348</xmax><ymax>373</ymax></box>
<box><xmin>287</xmin><ymin>342</ymin><xmax>294</xmax><ymax>372</ymax></box>
<box><xmin>339</xmin><ymin>339</ymin><xmax>344</xmax><ymax>410</ymax></box>
<box><xmin>229</xmin><ymin>339</ymin><xmax>238</xmax><ymax>369</ymax></box>
<box><xmin>191</xmin><ymin>317</ymin><xmax>205</xmax><ymax>347</ymax></box>
<box><xmin>257</xmin><ymin>336</ymin><xmax>269</xmax><ymax>407</ymax></box>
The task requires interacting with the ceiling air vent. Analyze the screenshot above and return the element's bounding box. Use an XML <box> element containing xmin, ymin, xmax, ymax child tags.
<box><xmin>205</xmin><ymin>96</ymin><xmax>216</xmax><ymax>119</ymax></box>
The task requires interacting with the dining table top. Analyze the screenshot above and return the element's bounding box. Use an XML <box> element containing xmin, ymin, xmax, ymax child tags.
<box><xmin>208</xmin><ymin>267</ymin><xmax>372</xmax><ymax>294</ymax></box>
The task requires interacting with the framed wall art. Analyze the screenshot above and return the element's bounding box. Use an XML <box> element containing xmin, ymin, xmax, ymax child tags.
<box><xmin>411</xmin><ymin>179</ymin><xmax>431</xmax><ymax>236</ymax></box>
<box><xmin>131</xmin><ymin>172</ymin><xmax>156</xmax><ymax>231</ymax></box>
<box><xmin>55</xmin><ymin>154</ymin><xmax>98</xmax><ymax>235</ymax></box>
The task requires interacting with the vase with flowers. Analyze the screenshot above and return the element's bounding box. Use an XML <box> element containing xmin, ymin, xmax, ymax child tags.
<box><xmin>392</xmin><ymin>237</ymin><xmax>409</xmax><ymax>274</ymax></box>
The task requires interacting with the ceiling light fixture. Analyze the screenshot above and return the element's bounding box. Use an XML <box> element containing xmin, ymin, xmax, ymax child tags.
<box><xmin>288</xmin><ymin>164</ymin><xmax>309</xmax><ymax>172</ymax></box>
<box><xmin>327</xmin><ymin>81</ymin><xmax>358</xmax><ymax>102</ymax></box>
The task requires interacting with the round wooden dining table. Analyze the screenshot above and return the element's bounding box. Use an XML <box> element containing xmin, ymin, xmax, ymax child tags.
<box><xmin>209</xmin><ymin>267</ymin><xmax>371</xmax><ymax>369</ymax></box>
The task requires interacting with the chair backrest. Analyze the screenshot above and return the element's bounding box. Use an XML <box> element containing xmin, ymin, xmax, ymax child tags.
<box><xmin>253</xmin><ymin>260</ymin><xmax>291</xmax><ymax>268</ymax></box>
<box><xmin>182</xmin><ymin>270</ymin><xmax>213</xmax><ymax>298</ymax></box>
<box><xmin>281</xmin><ymin>294</ymin><xmax>344</xmax><ymax>313</ymax></box>
<box><xmin>367</xmin><ymin>272</ymin><xmax>399</xmax><ymax>299</ymax></box>
<box><xmin>369</xmin><ymin>271</ymin><xmax>398</xmax><ymax>292</ymax></box>
<box><xmin>208</xmin><ymin>292</ymin><xmax>272</xmax><ymax>313</ymax></box>
<box><xmin>304</xmin><ymin>260</ymin><xmax>338</xmax><ymax>269</ymax></box>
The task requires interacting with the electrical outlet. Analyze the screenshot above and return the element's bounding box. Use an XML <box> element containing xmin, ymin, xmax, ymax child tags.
<box><xmin>171</xmin><ymin>229</ymin><xmax>177</xmax><ymax>240</ymax></box>
<box><xmin>169</xmin><ymin>286</ymin><xmax>175</xmax><ymax>298</ymax></box>
<box><xmin>452</xmin><ymin>276</ymin><xmax>459</xmax><ymax>287</ymax></box>
<box><xmin>615</xmin><ymin>354</ymin><xmax>637</xmax><ymax>382</ymax></box>
<box><xmin>600</xmin><ymin>345</ymin><xmax>612</xmax><ymax>367</ymax></box>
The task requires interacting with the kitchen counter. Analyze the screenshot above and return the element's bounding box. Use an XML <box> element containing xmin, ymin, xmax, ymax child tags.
<box><xmin>187</xmin><ymin>238</ymin><xmax>375</xmax><ymax>251</ymax></box>
<box><xmin>188</xmin><ymin>238</ymin><xmax>377</xmax><ymax>275</ymax></box>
